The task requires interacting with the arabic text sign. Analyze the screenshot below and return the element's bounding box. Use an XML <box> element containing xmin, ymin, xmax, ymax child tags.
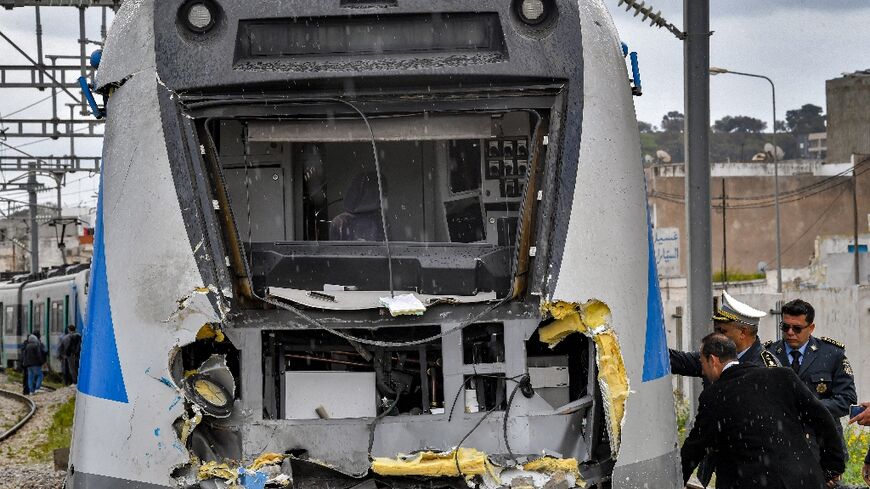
<box><xmin>654</xmin><ymin>227</ymin><xmax>680</xmax><ymax>277</ymax></box>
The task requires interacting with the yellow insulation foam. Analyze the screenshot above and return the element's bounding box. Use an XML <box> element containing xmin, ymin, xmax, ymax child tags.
<box><xmin>522</xmin><ymin>457</ymin><xmax>580</xmax><ymax>477</ymax></box>
<box><xmin>371</xmin><ymin>448</ymin><xmax>493</xmax><ymax>478</ymax></box>
<box><xmin>249</xmin><ymin>452</ymin><xmax>285</xmax><ymax>471</ymax></box>
<box><xmin>198</xmin><ymin>461</ymin><xmax>236</xmax><ymax>481</ymax></box>
<box><xmin>540</xmin><ymin>300</ymin><xmax>628</xmax><ymax>457</ymax></box>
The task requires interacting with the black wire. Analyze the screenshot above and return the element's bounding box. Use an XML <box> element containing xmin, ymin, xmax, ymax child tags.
<box><xmin>502</xmin><ymin>376</ymin><xmax>530</xmax><ymax>463</ymax></box>
<box><xmin>453</xmin><ymin>408</ymin><xmax>497</xmax><ymax>478</ymax></box>
<box><xmin>325</xmin><ymin>98</ymin><xmax>394</xmax><ymax>298</ymax></box>
<box><xmin>368</xmin><ymin>393</ymin><xmax>401</xmax><ymax>460</ymax></box>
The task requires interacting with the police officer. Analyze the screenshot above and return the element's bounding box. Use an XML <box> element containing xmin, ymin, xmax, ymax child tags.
<box><xmin>764</xmin><ymin>298</ymin><xmax>856</xmax><ymax>420</ymax></box>
<box><xmin>682</xmin><ymin>333</ymin><xmax>845</xmax><ymax>489</ymax></box>
<box><xmin>670</xmin><ymin>291</ymin><xmax>779</xmax><ymax>377</ymax></box>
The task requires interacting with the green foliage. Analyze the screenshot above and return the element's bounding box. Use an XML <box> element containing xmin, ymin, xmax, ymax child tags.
<box><xmin>785</xmin><ymin>104</ymin><xmax>826</xmax><ymax>134</ymax></box>
<box><xmin>712</xmin><ymin>270</ymin><xmax>766</xmax><ymax>283</ymax></box>
<box><xmin>674</xmin><ymin>389</ymin><xmax>691</xmax><ymax>443</ymax></box>
<box><xmin>843</xmin><ymin>425</ymin><xmax>869</xmax><ymax>485</ymax></box>
<box><xmin>661</xmin><ymin>111</ymin><xmax>684</xmax><ymax>133</ymax></box>
<box><xmin>713</xmin><ymin>115</ymin><xmax>767</xmax><ymax>134</ymax></box>
<box><xmin>28</xmin><ymin>395</ymin><xmax>76</xmax><ymax>462</ymax></box>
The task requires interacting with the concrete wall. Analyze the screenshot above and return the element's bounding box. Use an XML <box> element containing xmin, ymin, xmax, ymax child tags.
<box><xmin>648</xmin><ymin>169</ymin><xmax>870</xmax><ymax>276</ymax></box>
<box><xmin>827</xmin><ymin>72</ymin><xmax>870</xmax><ymax>164</ymax></box>
<box><xmin>663</xmin><ymin>286</ymin><xmax>870</xmax><ymax>405</ymax></box>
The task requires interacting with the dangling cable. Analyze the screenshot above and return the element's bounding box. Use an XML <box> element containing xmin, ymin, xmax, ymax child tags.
<box><xmin>328</xmin><ymin>98</ymin><xmax>394</xmax><ymax>298</ymax></box>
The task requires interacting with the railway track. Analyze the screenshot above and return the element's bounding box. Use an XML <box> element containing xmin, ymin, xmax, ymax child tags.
<box><xmin>0</xmin><ymin>388</ymin><xmax>37</xmax><ymax>442</ymax></box>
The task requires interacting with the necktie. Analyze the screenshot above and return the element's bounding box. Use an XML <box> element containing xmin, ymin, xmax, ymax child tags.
<box><xmin>790</xmin><ymin>350</ymin><xmax>801</xmax><ymax>372</ymax></box>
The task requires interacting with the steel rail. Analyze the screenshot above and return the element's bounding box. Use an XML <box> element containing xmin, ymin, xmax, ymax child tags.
<box><xmin>0</xmin><ymin>388</ymin><xmax>37</xmax><ymax>442</ymax></box>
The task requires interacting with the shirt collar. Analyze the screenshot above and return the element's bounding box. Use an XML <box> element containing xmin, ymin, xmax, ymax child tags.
<box><xmin>784</xmin><ymin>339</ymin><xmax>810</xmax><ymax>357</ymax></box>
<box><xmin>736</xmin><ymin>346</ymin><xmax>750</xmax><ymax>359</ymax></box>
<box><xmin>722</xmin><ymin>360</ymin><xmax>740</xmax><ymax>372</ymax></box>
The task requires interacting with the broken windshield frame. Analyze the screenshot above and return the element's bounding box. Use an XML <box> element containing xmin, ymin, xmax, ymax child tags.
<box><xmin>198</xmin><ymin>103</ymin><xmax>549</xmax><ymax>304</ymax></box>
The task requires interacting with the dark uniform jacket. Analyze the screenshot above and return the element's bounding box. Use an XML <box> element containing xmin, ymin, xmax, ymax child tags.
<box><xmin>681</xmin><ymin>363</ymin><xmax>846</xmax><ymax>489</ymax></box>
<box><xmin>21</xmin><ymin>338</ymin><xmax>45</xmax><ymax>368</ymax></box>
<box><xmin>765</xmin><ymin>336</ymin><xmax>856</xmax><ymax>418</ymax></box>
<box><xmin>670</xmin><ymin>337</ymin><xmax>779</xmax><ymax>377</ymax></box>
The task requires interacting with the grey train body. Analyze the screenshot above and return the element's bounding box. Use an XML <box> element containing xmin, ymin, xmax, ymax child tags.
<box><xmin>68</xmin><ymin>1</ymin><xmax>681</xmax><ymax>488</ymax></box>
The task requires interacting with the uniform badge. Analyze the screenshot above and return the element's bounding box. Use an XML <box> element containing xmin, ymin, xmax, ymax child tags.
<box><xmin>810</xmin><ymin>344</ymin><xmax>818</xmax><ymax>352</ymax></box>
<box><xmin>843</xmin><ymin>358</ymin><xmax>853</xmax><ymax>376</ymax></box>
<box><xmin>817</xmin><ymin>383</ymin><xmax>828</xmax><ymax>394</ymax></box>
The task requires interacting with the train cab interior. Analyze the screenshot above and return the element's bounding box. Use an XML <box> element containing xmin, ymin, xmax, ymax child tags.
<box><xmin>206</xmin><ymin>110</ymin><xmax>545</xmax><ymax>299</ymax></box>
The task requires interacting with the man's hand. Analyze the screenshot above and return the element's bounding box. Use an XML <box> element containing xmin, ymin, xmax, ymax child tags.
<box><xmin>824</xmin><ymin>472</ymin><xmax>841</xmax><ymax>488</ymax></box>
<box><xmin>849</xmin><ymin>401</ymin><xmax>870</xmax><ymax>426</ymax></box>
<box><xmin>862</xmin><ymin>463</ymin><xmax>870</xmax><ymax>486</ymax></box>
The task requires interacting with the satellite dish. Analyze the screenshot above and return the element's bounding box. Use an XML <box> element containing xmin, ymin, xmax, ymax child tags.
<box><xmin>763</xmin><ymin>143</ymin><xmax>785</xmax><ymax>160</ymax></box>
<box><xmin>655</xmin><ymin>149</ymin><xmax>672</xmax><ymax>163</ymax></box>
<box><xmin>757</xmin><ymin>261</ymin><xmax>768</xmax><ymax>273</ymax></box>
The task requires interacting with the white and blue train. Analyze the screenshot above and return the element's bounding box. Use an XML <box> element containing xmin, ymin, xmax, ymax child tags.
<box><xmin>69</xmin><ymin>1</ymin><xmax>681</xmax><ymax>488</ymax></box>
<box><xmin>0</xmin><ymin>265</ymin><xmax>90</xmax><ymax>373</ymax></box>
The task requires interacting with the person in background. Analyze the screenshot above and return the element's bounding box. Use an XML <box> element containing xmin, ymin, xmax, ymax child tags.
<box><xmin>21</xmin><ymin>334</ymin><xmax>45</xmax><ymax>395</ymax></box>
<box><xmin>848</xmin><ymin>401</ymin><xmax>870</xmax><ymax>487</ymax></box>
<box><xmin>63</xmin><ymin>324</ymin><xmax>82</xmax><ymax>384</ymax></box>
<box><xmin>19</xmin><ymin>338</ymin><xmax>30</xmax><ymax>395</ymax></box>
<box><xmin>765</xmin><ymin>299</ymin><xmax>856</xmax><ymax>420</ymax></box>
<box><xmin>681</xmin><ymin>333</ymin><xmax>845</xmax><ymax>489</ymax></box>
<box><xmin>670</xmin><ymin>291</ymin><xmax>780</xmax><ymax>378</ymax></box>
<box><xmin>58</xmin><ymin>326</ymin><xmax>71</xmax><ymax>385</ymax></box>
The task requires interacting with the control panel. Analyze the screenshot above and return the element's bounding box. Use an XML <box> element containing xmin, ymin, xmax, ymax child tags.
<box><xmin>482</xmin><ymin>137</ymin><xmax>528</xmax><ymax>202</ymax></box>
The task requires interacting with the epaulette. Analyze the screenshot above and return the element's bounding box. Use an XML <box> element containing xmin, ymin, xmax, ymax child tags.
<box><xmin>763</xmin><ymin>339</ymin><xmax>776</xmax><ymax>348</ymax></box>
<box><xmin>819</xmin><ymin>336</ymin><xmax>845</xmax><ymax>349</ymax></box>
<box><xmin>760</xmin><ymin>350</ymin><xmax>780</xmax><ymax>368</ymax></box>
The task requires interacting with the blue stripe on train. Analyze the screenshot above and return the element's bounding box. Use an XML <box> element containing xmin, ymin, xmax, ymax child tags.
<box><xmin>642</xmin><ymin>216</ymin><xmax>670</xmax><ymax>382</ymax></box>
<box><xmin>77</xmin><ymin>169</ymin><xmax>128</xmax><ymax>403</ymax></box>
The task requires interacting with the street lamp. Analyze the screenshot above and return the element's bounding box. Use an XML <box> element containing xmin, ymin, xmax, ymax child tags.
<box><xmin>710</xmin><ymin>66</ymin><xmax>782</xmax><ymax>294</ymax></box>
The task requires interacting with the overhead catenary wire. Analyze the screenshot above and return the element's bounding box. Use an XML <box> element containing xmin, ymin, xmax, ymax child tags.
<box><xmin>649</xmin><ymin>156</ymin><xmax>870</xmax><ymax>209</ymax></box>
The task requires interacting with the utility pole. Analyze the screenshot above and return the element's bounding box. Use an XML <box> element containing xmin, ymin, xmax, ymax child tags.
<box><xmin>854</xmin><ymin>154</ymin><xmax>861</xmax><ymax>285</ymax></box>
<box><xmin>721</xmin><ymin>178</ymin><xmax>727</xmax><ymax>289</ymax></box>
<box><xmin>683</xmin><ymin>0</ymin><xmax>711</xmax><ymax>407</ymax></box>
<box><xmin>28</xmin><ymin>168</ymin><xmax>39</xmax><ymax>276</ymax></box>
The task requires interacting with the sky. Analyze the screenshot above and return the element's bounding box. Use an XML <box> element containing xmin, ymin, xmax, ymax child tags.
<box><xmin>610</xmin><ymin>0</ymin><xmax>870</xmax><ymax>129</ymax></box>
<box><xmin>0</xmin><ymin>2</ymin><xmax>869</xmax><ymax>213</ymax></box>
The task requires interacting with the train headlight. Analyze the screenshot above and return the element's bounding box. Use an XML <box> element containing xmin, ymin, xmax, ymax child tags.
<box><xmin>513</xmin><ymin>0</ymin><xmax>556</xmax><ymax>28</ymax></box>
<box><xmin>520</xmin><ymin>0</ymin><xmax>545</xmax><ymax>23</ymax></box>
<box><xmin>180</xmin><ymin>0</ymin><xmax>218</xmax><ymax>34</ymax></box>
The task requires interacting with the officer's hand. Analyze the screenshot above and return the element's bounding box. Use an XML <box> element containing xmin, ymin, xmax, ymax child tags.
<box><xmin>824</xmin><ymin>472</ymin><xmax>840</xmax><ymax>488</ymax></box>
<box><xmin>862</xmin><ymin>463</ymin><xmax>870</xmax><ymax>486</ymax></box>
<box><xmin>849</xmin><ymin>401</ymin><xmax>870</xmax><ymax>426</ymax></box>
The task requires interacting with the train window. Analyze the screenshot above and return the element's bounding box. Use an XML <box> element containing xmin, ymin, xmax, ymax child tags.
<box><xmin>51</xmin><ymin>301</ymin><xmax>64</xmax><ymax>334</ymax></box>
<box><xmin>33</xmin><ymin>302</ymin><xmax>44</xmax><ymax>334</ymax></box>
<box><xmin>208</xmin><ymin>110</ymin><xmax>545</xmax><ymax>296</ymax></box>
<box><xmin>216</xmin><ymin>112</ymin><xmax>533</xmax><ymax>244</ymax></box>
<box><xmin>4</xmin><ymin>306</ymin><xmax>14</xmax><ymax>336</ymax></box>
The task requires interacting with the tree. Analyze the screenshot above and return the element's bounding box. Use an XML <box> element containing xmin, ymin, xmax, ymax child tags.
<box><xmin>638</xmin><ymin>121</ymin><xmax>657</xmax><ymax>133</ymax></box>
<box><xmin>785</xmin><ymin>104</ymin><xmax>825</xmax><ymax>134</ymax></box>
<box><xmin>774</xmin><ymin>120</ymin><xmax>786</xmax><ymax>132</ymax></box>
<box><xmin>661</xmin><ymin>111</ymin><xmax>684</xmax><ymax>133</ymax></box>
<box><xmin>713</xmin><ymin>115</ymin><xmax>767</xmax><ymax>134</ymax></box>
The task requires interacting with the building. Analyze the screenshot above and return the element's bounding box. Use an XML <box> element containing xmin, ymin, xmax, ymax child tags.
<box><xmin>647</xmin><ymin>159</ymin><xmax>868</xmax><ymax>283</ymax></box>
<box><xmin>796</xmin><ymin>132</ymin><xmax>827</xmax><ymax>160</ymax></box>
<box><xmin>826</xmin><ymin>69</ymin><xmax>870</xmax><ymax>164</ymax></box>
<box><xmin>0</xmin><ymin>206</ymin><xmax>95</xmax><ymax>273</ymax></box>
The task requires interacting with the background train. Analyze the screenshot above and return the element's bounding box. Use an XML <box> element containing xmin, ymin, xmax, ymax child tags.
<box><xmin>0</xmin><ymin>265</ymin><xmax>90</xmax><ymax>373</ymax></box>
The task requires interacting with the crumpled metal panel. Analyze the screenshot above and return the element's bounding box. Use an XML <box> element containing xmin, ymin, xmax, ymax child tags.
<box><xmin>94</xmin><ymin>0</ymin><xmax>156</xmax><ymax>89</ymax></box>
<box><xmin>547</xmin><ymin>1</ymin><xmax>681</xmax><ymax>487</ymax></box>
<box><xmin>69</xmin><ymin>70</ymin><xmax>220</xmax><ymax>487</ymax></box>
